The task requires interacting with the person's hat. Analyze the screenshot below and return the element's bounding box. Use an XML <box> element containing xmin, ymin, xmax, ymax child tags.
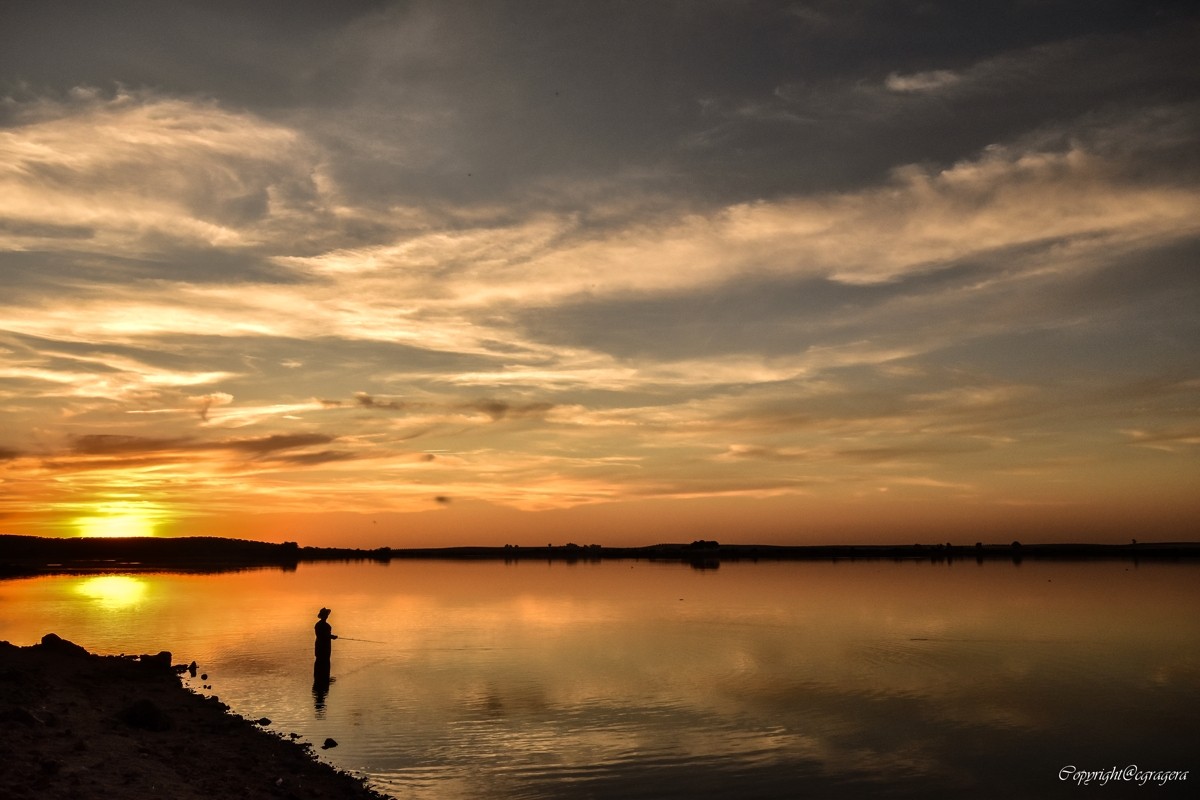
<box><xmin>318</xmin><ymin>607</ymin><xmax>331</xmax><ymax>618</ymax></box>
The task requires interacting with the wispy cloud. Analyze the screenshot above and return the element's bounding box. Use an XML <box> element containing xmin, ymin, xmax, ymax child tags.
<box><xmin>885</xmin><ymin>69</ymin><xmax>961</xmax><ymax>93</ymax></box>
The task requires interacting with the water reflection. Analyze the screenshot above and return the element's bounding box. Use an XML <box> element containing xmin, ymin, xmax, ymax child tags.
<box><xmin>313</xmin><ymin>665</ymin><xmax>333</xmax><ymax>717</ymax></box>
<box><xmin>73</xmin><ymin>575</ymin><xmax>147</xmax><ymax>609</ymax></box>
<box><xmin>1</xmin><ymin>560</ymin><xmax>1198</xmax><ymax>798</ymax></box>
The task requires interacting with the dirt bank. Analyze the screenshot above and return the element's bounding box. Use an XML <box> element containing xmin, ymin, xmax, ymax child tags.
<box><xmin>0</xmin><ymin>634</ymin><xmax>391</xmax><ymax>800</ymax></box>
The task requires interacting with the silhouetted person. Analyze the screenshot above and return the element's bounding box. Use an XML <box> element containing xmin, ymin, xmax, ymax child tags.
<box><xmin>315</xmin><ymin>607</ymin><xmax>338</xmax><ymax>660</ymax></box>
<box><xmin>313</xmin><ymin>607</ymin><xmax>337</xmax><ymax>714</ymax></box>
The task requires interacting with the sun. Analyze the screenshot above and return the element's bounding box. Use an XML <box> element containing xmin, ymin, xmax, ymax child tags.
<box><xmin>73</xmin><ymin>501</ymin><xmax>164</xmax><ymax>538</ymax></box>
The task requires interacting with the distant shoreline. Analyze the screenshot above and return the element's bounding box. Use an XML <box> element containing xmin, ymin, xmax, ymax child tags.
<box><xmin>2</xmin><ymin>534</ymin><xmax>1198</xmax><ymax>579</ymax></box>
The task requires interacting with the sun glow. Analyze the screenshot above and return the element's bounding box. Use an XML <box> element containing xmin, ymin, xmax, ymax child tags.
<box><xmin>74</xmin><ymin>575</ymin><xmax>148</xmax><ymax>609</ymax></box>
<box><xmin>73</xmin><ymin>502</ymin><xmax>166</xmax><ymax>538</ymax></box>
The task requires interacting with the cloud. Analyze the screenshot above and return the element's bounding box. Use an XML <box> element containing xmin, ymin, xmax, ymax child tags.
<box><xmin>0</xmin><ymin>89</ymin><xmax>332</xmax><ymax>261</ymax></box>
<box><xmin>223</xmin><ymin>433</ymin><xmax>335</xmax><ymax>454</ymax></box>
<box><xmin>457</xmin><ymin>399</ymin><xmax>556</xmax><ymax>422</ymax></box>
<box><xmin>2</xmin><ymin>88</ymin><xmax>1195</xmax><ymax>388</ymax></box>
<box><xmin>70</xmin><ymin>434</ymin><xmax>191</xmax><ymax>456</ymax></box>
<box><xmin>355</xmin><ymin>392</ymin><xmax>407</xmax><ymax>411</ymax></box>
<box><xmin>68</xmin><ymin>432</ymin><xmax>334</xmax><ymax>457</ymax></box>
<box><xmin>1122</xmin><ymin>427</ymin><xmax>1200</xmax><ymax>451</ymax></box>
<box><xmin>192</xmin><ymin>392</ymin><xmax>234</xmax><ymax>422</ymax></box>
<box><xmin>270</xmin><ymin>450</ymin><xmax>360</xmax><ymax>466</ymax></box>
<box><xmin>276</xmin><ymin>119</ymin><xmax>1200</xmax><ymax>320</ymax></box>
<box><xmin>885</xmin><ymin>69</ymin><xmax>961</xmax><ymax>93</ymax></box>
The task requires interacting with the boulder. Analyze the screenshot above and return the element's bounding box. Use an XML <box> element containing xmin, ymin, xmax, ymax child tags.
<box><xmin>140</xmin><ymin>651</ymin><xmax>173</xmax><ymax>670</ymax></box>
<box><xmin>38</xmin><ymin>633</ymin><xmax>88</xmax><ymax>657</ymax></box>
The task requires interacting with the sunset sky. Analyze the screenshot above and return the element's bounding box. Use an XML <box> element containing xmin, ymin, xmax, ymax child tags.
<box><xmin>1</xmin><ymin>0</ymin><xmax>1197</xmax><ymax>547</ymax></box>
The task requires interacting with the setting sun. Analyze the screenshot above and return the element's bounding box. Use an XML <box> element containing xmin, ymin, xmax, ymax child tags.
<box><xmin>73</xmin><ymin>503</ymin><xmax>165</xmax><ymax>538</ymax></box>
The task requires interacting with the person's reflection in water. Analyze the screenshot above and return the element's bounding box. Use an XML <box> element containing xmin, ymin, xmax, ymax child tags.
<box><xmin>313</xmin><ymin>607</ymin><xmax>338</xmax><ymax>715</ymax></box>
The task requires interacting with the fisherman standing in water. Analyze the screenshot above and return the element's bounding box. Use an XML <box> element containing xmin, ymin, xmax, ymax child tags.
<box><xmin>313</xmin><ymin>607</ymin><xmax>338</xmax><ymax>712</ymax></box>
<box><xmin>315</xmin><ymin>607</ymin><xmax>338</xmax><ymax>660</ymax></box>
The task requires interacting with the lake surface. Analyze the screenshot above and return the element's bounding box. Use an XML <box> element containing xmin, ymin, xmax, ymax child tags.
<box><xmin>2</xmin><ymin>558</ymin><xmax>1197</xmax><ymax>798</ymax></box>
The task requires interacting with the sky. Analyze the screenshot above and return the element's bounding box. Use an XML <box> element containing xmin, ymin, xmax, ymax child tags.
<box><xmin>1</xmin><ymin>0</ymin><xmax>1198</xmax><ymax>547</ymax></box>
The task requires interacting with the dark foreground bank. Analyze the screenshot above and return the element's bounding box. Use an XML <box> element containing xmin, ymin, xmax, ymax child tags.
<box><xmin>0</xmin><ymin>634</ymin><xmax>391</xmax><ymax>800</ymax></box>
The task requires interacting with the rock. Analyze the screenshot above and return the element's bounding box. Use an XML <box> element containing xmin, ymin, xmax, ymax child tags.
<box><xmin>39</xmin><ymin>633</ymin><xmax>88</xmax><ymax>657</ymax></box>
<box><xmin>321</xmin><ymin>737</ymin><xmax>338</xmax><ymax>749</ymax></box>
<box><xmin>257</xmin><ymin>717</ymin><xmax>272</xmax><ymax>726</ymax></box>
<box><xmin>119</xmin><ymin>698</ymin><xmax>172</xmax><ymax>732</ymax></box>
<box><xmin>140</xmin><ymin>651</ymin><xmax>173</xmax><ymax>670</ymax></box>
<box><xmin>188</xmin><ymin>661</ymin><xmax>198</xmax><ymax>677</ymax></box>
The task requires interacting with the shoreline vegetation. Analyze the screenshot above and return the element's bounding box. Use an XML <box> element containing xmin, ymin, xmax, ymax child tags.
<box><xmin>1</xmin><ymin>534</ymin><xmax>1198</xmax><ymax>579</ymax></box>
<box><xmin>0</xmin><ymin>634</ymin><xmax>390</xmax><ymax>800</ymax></box>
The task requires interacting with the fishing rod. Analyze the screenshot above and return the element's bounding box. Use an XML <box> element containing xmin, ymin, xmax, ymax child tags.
<box><xmin>337</xmin><ymin>637</ymin><xmax>516</xmax><ymax>651</ymax></box>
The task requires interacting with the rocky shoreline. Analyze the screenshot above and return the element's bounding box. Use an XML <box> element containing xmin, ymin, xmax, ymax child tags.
<box><xmin>0</xmin><ymin>634</ymin><xmax>391</xmax><ymax>800</ymax></box>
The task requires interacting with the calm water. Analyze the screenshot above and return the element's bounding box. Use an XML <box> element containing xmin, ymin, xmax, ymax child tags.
<box><xmin>2</xmin><ymin>558</ymin><xmax>1197</xmax><ymax>798</ymax></box>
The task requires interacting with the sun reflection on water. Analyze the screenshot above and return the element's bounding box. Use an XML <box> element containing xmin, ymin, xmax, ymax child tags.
<box><xmin>74</xmin><ymin>575</ymin><xmax>148</xmax><ymax>609</ymax></box>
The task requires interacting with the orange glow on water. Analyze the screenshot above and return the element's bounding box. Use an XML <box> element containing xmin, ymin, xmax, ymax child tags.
<box><xmin>74</xmin><ymin>575</ymin><xmax>148</xmax><ymax>609</ymax></box>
